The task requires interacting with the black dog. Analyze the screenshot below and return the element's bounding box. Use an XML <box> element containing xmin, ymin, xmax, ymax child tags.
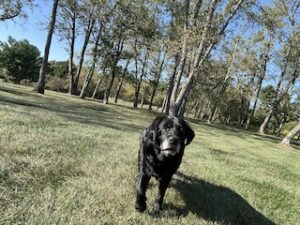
<box><xmin>135</xmin><ymin>115</ymin><xmax>195</xmax><ymax>213</ymax></box>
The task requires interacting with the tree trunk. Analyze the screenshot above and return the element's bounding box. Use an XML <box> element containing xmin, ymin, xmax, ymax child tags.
<box><xmin>115</xmin><ymin>59</ymin><xmax>130</xmax><ymax>103</ymax></box>
<box><xmin>103</xmin><ymin>38</ymin><xmax>124</xmax><ymax>104</ymax></box>
<box><xmin>34</xmin><ymin>0</ymin><xmax>59</xmax><ymax>94</ymax></box>
<box><xmin>281</xmin><ymin>121</ymin><xmax>300</xmax><ymax>146</ymax></box>
<box><xmin>245</xmin><ymin>73</ymin><xmax>265</xmax><ymax>129</ymax></box>
<box><xmin>208</xmin><ymin>57</ymin><xmax>235</xmax><ymax>123</ymax></box>
<box><xmin>79</xmin><ymin>28</ymin><xmax>102</xmax><ymax>99</ymax></box>
<box><xmin>164</xmin><ymin>54</ymin><xmax>179</xmax><ymax>114</ymax></box>
<box><xmin>259</xmin><ymin>46</ymin><xmax>292</xmax><ymax>134</ymax></box>
<box><xmin>68</xmin><ymin>12</ymin><xmax>77</xmax><ymax>95</ymax></box>
<box><xmin>169</xmin><ymin>0</ymin><xmax>244</xmax><ymax>116</ymax></box>
<box><xmin>193</xmin><ymin>100</ymin><xmax>200</xmax><ymax>118</ymax></box>
<box><xmin>92</xmin><ymin>77</ymin><xmax>102</xmax><ymax>99</ymax></box>
<box><xmin>193</xmin><ymin>0</ymin><xmax>203</xmax><ymax>26</ymax></box>
<box><xmin>79</xmin><ymin>65</ymin><xmax>95</xmax><ymax>99</ymax></box>
<box><xmin>73</xmin><ymin>14</ymin><xmax>96</xmax><ymax>93</ymax></box>
<box><xmin>169</xmin><ymin>0</ymin><xmax>190</xmax><ymax>116</ymax></box>
<box><xmin>140</xmin><ymin>88</ymin><xmax>145</xmax><ymax>109</ymax></box>
<box><xmin>196</xmin><ymin>101</ymin><xmax>205</xmax><ymax>119</ymax></box>
<box><xmin>133</xmin><ymin>53</ymin><xmax>148</xmax><ymax>108</ymax></box>
<box><xmin>178</xmin><ymin>78</ymin><xmax>192</xmax><ymax>117</ymax></box>
<box><xmin>149</xmin><ymin>50</ymin><xmax>167</xmax><ymax>111</ymax></box>
<box><xmin>259</xmin><ymin>109</ymin><xmax>274</xmax><ymax>134</ymax></box>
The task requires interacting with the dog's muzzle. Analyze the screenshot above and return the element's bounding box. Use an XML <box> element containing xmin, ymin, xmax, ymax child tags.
<box><xmin>160</xmin><ymin>140</ymin><xmax>180</xmax><ymax>157</ymax></box>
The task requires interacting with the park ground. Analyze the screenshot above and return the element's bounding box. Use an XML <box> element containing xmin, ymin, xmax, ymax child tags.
<box><xmin>0</xmin><ymin>81</ymin><xmax>299</xmax><ymax>225</ymax></box>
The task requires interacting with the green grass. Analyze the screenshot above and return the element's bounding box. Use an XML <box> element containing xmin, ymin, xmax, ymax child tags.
<box><xmin>0</xmin><ymin>82</ymin><xmax>299</xmax><ymax>225</ymax></box>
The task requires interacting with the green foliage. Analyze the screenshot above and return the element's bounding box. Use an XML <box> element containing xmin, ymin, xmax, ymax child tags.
<box><xmin>0</xmin><ymin>0</ymin><xmax>33</xmax><ymax>21</ymax></box>
<box><xmin>260</xmin><ymin>86</ymin><xmax>276</xmax><ymax>108</ymax></box>
<box><xmin>0</xmin><ymin>37</ymin><xmax>40</xmax><ymax>83</ymax></box>
<box><xmin>280</xmin><ymin>121</ymin><xmax>299</xmax><ymax>136</ymax></box>
<box><xmin>48</xmin><ymin>61</ymin><xmax>69</xmax><ymax>78</ymax></box>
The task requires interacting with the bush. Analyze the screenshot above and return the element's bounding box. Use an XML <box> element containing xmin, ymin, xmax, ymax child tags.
<box><xmin>0</xmin><ymin>37</ymin><xmax>40</xmax><ymax>83</ymax></box>
<box><xmin>280</xmin><ymin>121</ymin><xmax>299</xmax><ymax>136</ymax></box>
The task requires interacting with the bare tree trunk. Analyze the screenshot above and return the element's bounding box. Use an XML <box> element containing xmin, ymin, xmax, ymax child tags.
<box><xmin>169</xmin><ymin>0</ymin><xmax>190</xmax><ymax>116</ymax></box>
<box><xmin>193</xmin><ymin>0</ymin><xmax>203</xmax><ymax>26</ymax></box>
<box><xmin>202</xmin><ymin>100</ymin><xmax>211</xmax><ymax>120</ymax></box>
<box><xmin>115</xmin><ymin>59</ymin><xmax>130</xmax><ymax>103</ymax></box>
<box><xmin>259</xmin><ymin>45</ymin><xmax>294</xmax><ymax>134</ymax></box>
<box><xmin>245</xmin><ymin>73</ymin><xmax>264</xmax><ymax>129</ymax></box>
<box><xmin>161</xmin><ymin>91</ymin><xmax>168</xmax><ymax>112</ymax></box>
<box><xmin>133</xmin><ymin>52</ymin><xmax>148</xmax><ymax>108</ymax></box>
<box><xmin>34</xmin><ymin>0</ymin><xmax>59</xmax><ymax>94</ymax></box>
<box><xmin>140</xmin><ymin>87</ymin><xmax>145</xmax><ymax>109</ymax></box>
<box><xmin>164</xmin><ymin>54</ymin><xmax>179</xmax><ymax>114</ymax></box>
<box><xmin>196</xmin><ymin>101</ymin><xmax>205</xmax><ymax>119</ymax></box>
<box><xmin>259</xmin><ymin>109</ymin><xmax>274</xmax><ymax>134</ymax></box>
<box><xmin>68</xmin><ymin>12</ymin><xmax>77</xmax><ymax>95</ymax></box>
<box><xmin>281</xmin><ymin>121</ymin><xmax>300</xmax><ymax>146</ymax></box>
<box><xmin>208</xmin><ymin>54</ymin><xmax>235</xmax><ymax>123</ymax></box>
<box><xmin>103</xmin><ymin>38</ymin><xmax>124</xmax><ymax>104</ymax></box>
<box><xmin>193</xmin><ymin>100</ymin><xmax>200</xmax><ymax>118</ymax></box>
<box><xmin>79</xmin><ymin>66</ymin><xmax>95</xmax><ymax>98</ymax></box>
<box><xmin>92</xmin><ymin>78</ymin><xmax>102</xmax><ymax>99</ymax></box>
<box><xmin>149</xmin><ymin>50</ymin><xmax>167</xmax><ymax>111</ymax></box>
<box><xmin>237</xmin><ymin>89</ymin><xmax>246</xmax><ymax>128</ymax></box>
<box><xmin>178</xmin><ymin>78</ymin><xmax>192</xmax><ymax>117</ymax></box>
<box><xmin>73</xmin><ymin>13</ymin><xmax>96</xmax><ymax>93</ymax></box>
<box><xmin>79</xmin><ymin>28</ymin><xmax>102</xmax><ymax>99</ymax></box>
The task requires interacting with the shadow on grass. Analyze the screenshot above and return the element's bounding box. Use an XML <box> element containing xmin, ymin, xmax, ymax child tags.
<box><xmin>189</xmin><ymin>118</ymin><xmax>300</xmax><ymax>149</ymax></box>
<box><xmin>0</xmin><ymin>85</ymin><xmax>149</xmax><ymax>132</ymax></box>
<box><xmin>167</xmin><ymin>172</ymin><xmax>277</xmax><ymax>225</ymax></box>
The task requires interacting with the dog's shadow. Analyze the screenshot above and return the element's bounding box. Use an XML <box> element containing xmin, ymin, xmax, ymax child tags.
<box><xmin>164</xmin><ymin>172</ymin><xmax>277</xmax><ymax>225</ymax></box>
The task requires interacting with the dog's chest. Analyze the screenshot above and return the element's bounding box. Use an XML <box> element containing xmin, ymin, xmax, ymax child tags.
<box><xmin>146</xmin><ymin>153</ymin><xmax>182</xmax><ymax>178</ymax></box>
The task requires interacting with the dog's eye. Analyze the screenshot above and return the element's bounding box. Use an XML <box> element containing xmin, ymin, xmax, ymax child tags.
<box><xmin>175</xmin><ymin>125</ymin><xmax>183</xmax><ymax>132</ymax></box>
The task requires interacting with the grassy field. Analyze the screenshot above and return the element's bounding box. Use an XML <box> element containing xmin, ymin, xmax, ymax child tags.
<box><xmin>0</xmin><ymin>81</ymin><xmax>299</xmax><ymax>225</ymax></box>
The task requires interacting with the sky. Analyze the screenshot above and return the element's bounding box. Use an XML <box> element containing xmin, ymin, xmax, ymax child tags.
<box><xmin>0</xmin><ymin>1</ymin><xmax>73</xmax><ymax>61</ymax></box>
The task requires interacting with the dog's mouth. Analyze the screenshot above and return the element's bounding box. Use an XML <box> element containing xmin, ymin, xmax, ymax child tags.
<box><xmin>162</xmin><ymin>148</ymin><xmax>175</xmax><ymax>156</ymax></box>
<box><xmin>160</xmin><ymin>140</ymin><xmax>180</xmax><ymax>157</ymax></box>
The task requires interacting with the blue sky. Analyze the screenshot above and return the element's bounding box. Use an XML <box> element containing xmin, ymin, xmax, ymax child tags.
<box><xmin>0</xmin><ymin>1</ymin><xmax>72</xmax><ymax>61</ymax></box>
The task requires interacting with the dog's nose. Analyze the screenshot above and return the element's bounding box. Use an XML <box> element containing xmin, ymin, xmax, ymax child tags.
<box><xmin>169</xmin><ymin>136</ymin><xmax>176</xmax><ymax>143</ymax></box>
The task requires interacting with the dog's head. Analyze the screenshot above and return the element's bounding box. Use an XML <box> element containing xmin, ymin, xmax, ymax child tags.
<box><xmin>148</xmin><ymin>116</ymin><xmax>195</xmax><ymax>157</ymax></box>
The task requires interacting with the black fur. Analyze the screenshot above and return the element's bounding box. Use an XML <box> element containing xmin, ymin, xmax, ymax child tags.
<box><xmin>135</xmin><ymin>115</ymin><xmax>195</xmax><ymax>213</ymax></box>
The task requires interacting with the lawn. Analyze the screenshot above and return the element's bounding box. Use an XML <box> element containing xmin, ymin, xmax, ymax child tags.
<box><xmin>0</xmin><ymin>81</ymin><xmax>299</xmax><ymax>225</ymax></box>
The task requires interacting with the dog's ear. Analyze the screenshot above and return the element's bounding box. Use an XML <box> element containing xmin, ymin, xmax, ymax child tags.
<box><xmin>183</xmin><ymin>120</ymin><xmax>195</xmax><ymax>145</ymax></box>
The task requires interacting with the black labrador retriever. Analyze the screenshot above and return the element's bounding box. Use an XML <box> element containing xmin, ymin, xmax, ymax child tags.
<box><xmin>135</xmin><ymin>115</ymin><xmax>195</xmax><ymax>212</ymax></box>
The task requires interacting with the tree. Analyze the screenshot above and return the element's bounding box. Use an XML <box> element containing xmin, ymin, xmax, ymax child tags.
<box><xmin>281</xmin><ymin>120</ymin><xmax>300</xmax><ymax>146</ymax></box>
<box><xmin>79</xmin><ymin>23</ymin><xmax>102</xmax><ymax>99</ymax></box>
<box><xmin>0</xmin><ymin>38</ymin><xmax>40</xmax><ymax>83</ymax></box>
<box><xmin>72</xmin><ymin>2</ymin><xmax>96</xmax><ymax>93</ymax></box>
<box><xmin>168</xmin><ymin>0</ymin><xmax>246</xmax><ymax>116</ymax></box>
<box><xmin>0</xmin><ymin>0</ymin><xmax>33</xmax><ymax>21</ymax></box>
<box><xmin>34</xmin><ymin>0</ymin><xmax>59</xmax><ymax>94</ymax></box>
<box><xmin>56</xmin><ymin>0</ymin><xmax>80</xmax><ymax>95</ymax></box>
<box><xmin>258</xmin><ymin>0</ymin><xmax>300</xmax><ymax>134</ymax></box>
<box><xmin>115</xmin><ymin>59</ymin><xmax>130</xmax><ymax>103</ymax></box>
<box><xmin>148</xmin><ymin>46</ymin><xmax>167</xmax><ymax>111</ymax></box>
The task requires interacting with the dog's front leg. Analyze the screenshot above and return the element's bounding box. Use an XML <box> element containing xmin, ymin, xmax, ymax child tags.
<box><xmin>154</xmin><ymin>176</ymin><xmax>171</xmax><ymax>213</ymax></box>
<box><xmin>135</xmin><ymin>173</ymin><xmax>150</xmax><ymax>212</ymax></box>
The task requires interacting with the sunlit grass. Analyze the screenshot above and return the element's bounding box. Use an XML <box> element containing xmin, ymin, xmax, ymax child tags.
<box><xmin>0</xmin><ymin>81</ymin><xmax>299</xmax><ymax>225</ymax></box>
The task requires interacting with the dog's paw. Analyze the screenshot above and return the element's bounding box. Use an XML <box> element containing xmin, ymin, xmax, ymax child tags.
<box><xmin>135</xmin><ymin>201</ymin><xmax>147</xmax><ymax>212</ymax></box>
<box><xmin>153</xmin><ymin>203</ymin><xmax>162</xmax><ymax>213</ymax></box>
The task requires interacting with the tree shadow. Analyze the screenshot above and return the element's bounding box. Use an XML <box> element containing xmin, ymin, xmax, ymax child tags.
<box><xmin>0</xmin><ymin>87</ymin><xmax>148</xmax><ymax>133</ymax></box>
<box><xmin>168</xmin><ymin>172</ymin><xmax>277</xmax><ymax>225</ymax></box>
